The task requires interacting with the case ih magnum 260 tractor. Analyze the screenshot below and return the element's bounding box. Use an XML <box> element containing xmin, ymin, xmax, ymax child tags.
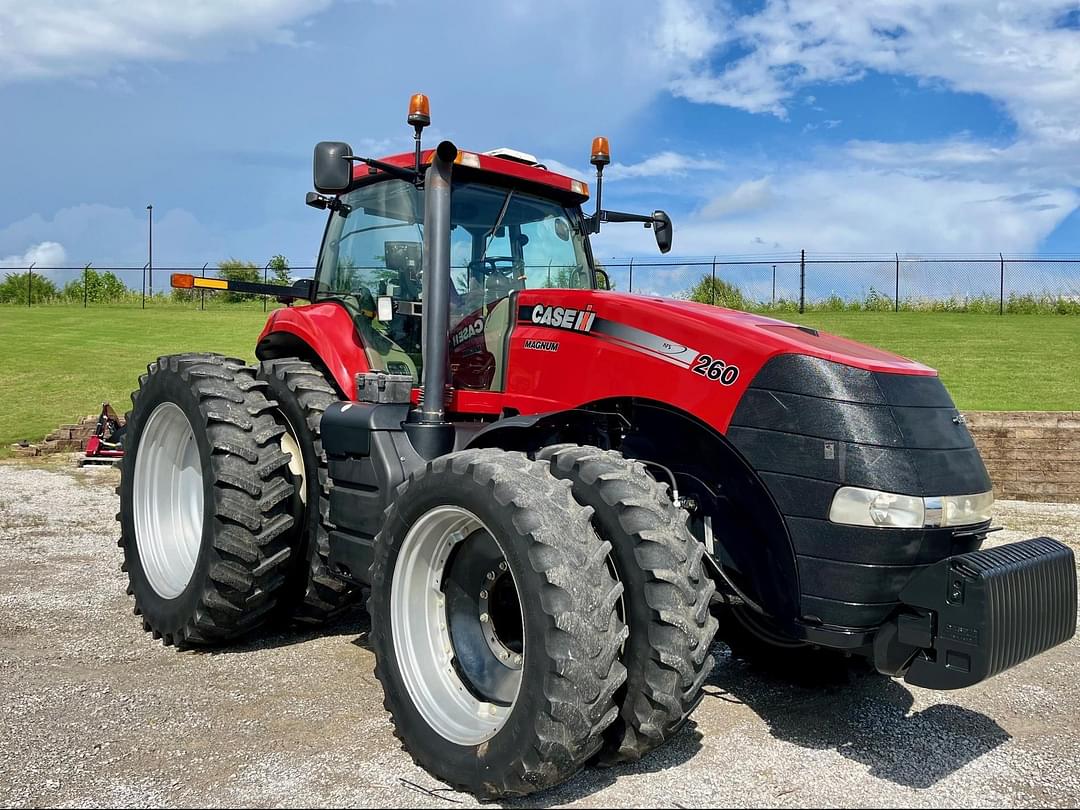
<box><xmin>119</xmin><ymin>95</ymin><xmax>1076</xmax><ymax>798</ymax></box>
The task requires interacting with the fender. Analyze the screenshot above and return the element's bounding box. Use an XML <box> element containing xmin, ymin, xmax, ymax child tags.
<box><xmin>464</xmin><ymin>399</ymin><xmax>802</xmax><ymax>629</ymax></box>
<box><xmin>256</xmin><ymin>302</ymin><xmax>372</xmax><ymax>399</ymax></box>
<box><xmin>466</xmin><ymin>408</ymin><xmax>629</xmax><ymax>453</ymax></box>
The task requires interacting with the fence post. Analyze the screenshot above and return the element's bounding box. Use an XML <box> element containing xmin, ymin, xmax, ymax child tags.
<box><xmin>142</xmin><ymin>262</ymin><xmax>148</xmax><ymax>309</ymax></box>
<box><xmin>84</xmin><ymin>263</ymin><xmax>90</xmax><ymax>308</ymax></box>
<box><xmin>201</xmin><ymin>263</ymin><xmax>207</xmax><ymax>311</ymax></box>
<box><xmin>263</xmin><ymin>262</ymin><xmax>270</xmax><ymax>312</ymax></box>
<box><xmin>628</xmin><ymin>257</ymin><xmax>634</xmax><ymax>294</ymax></box>
<box><xmin>27</xmin><ymin>262</ymin><xmax>34</xmax><ymax>307</ymax></box>
<box><xmin>895</xmin><ymin>252</ymin><xmax>900</xmax><ymax>312</ymax></box>
<box><xmin>710</xmin><ymin>256</ymin><xmax>717</xmax><ymax>305</ymax></box>
<box><xmin>999</xmin><ymin>252</ymin><xmax>1005</xmax><ymax>315</ymax></box>
<box><xmin>772</xmin><ymin>264</ymin><xmax>776</xmax><ymax>305</ymax></box>
<box><xmin>799</xmin><ymin>249</ymin><xmax>806</xmax><ymax>314</ymax></box>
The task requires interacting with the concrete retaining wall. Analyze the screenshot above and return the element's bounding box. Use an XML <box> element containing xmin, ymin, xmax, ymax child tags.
<box><xmin>965</xmin><ymin>411</ymin><xmax>1080</xmax><ymax>504</ymax></box>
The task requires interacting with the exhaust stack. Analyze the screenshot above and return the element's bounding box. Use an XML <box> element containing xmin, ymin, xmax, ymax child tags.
<box><xmin>405</xmin><ymin>139</ymin><xmax>458</xmax><ymax>458</ymax></box>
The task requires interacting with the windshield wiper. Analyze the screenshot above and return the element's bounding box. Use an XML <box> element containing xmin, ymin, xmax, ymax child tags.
<box><xmin>478</xmin><ymin>188</ymin><xmax>514</xmax><ymax>265</ymax></box>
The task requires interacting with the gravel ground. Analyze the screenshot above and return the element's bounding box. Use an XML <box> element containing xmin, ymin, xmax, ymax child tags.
<box><xmin>1</xmin><ymin>459</ymin><xmax>1078</xmax><ymax>808</ymax></box>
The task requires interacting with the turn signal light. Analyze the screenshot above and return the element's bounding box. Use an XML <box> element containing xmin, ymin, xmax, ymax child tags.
<box><xmin>590</xmin><ymin>136</ymin><xmax>610</xmax><ymax>167</ymax></box>
<box><xmin>408</xmin><ymin>93</ymin><xmax>431</xmax><ymax>127</ymax></box>
<box><xmin>171</xmin><ymin>273</ymin><xmax>194</xmax><ymax>289</ymax></box>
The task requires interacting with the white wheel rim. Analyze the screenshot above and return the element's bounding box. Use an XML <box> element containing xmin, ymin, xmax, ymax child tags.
<box><xmin>133</xmin><ymin>402</ymin><xmax>205</xmax><ymax>599</ymax></box>
<box><xmin>390</xmin><ymin>506</ymin><xmax>523</xmax><ymax>746</ymax></box>
<box><xmin>279</xmin><ymin>417</ymin><xmax>307</xmax><ymax>506</ymax></box>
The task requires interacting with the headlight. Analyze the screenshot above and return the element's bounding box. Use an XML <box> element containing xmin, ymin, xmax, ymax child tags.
<box><xmin>829</xmin><ymin>486</ymin><xmax>993</xmax><ymax>529</ymax></box>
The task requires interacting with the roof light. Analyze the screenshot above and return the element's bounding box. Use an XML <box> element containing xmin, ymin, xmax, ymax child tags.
<box><xmin>590</xmin><ymin>136</ymin><xmax>610</xmax><ymax>167</ymax></box>
<box><xmin>571</xmin><ymin>180</ymin><xmax>589</xmax><ymax>197</ymax></box>
<box><xmin>407</xmin><ymin>93</ymin><xmax>430</xmax><ymax>128</ymax></box>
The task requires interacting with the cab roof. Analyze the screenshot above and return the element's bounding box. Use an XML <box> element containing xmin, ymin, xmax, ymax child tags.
<box><xmin>351</xmin><ymin>149</ymin><xmax>590</xmax><ymax>205</ymax></box>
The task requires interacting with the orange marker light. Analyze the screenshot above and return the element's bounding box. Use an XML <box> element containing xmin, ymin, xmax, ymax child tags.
<box><xmin>171</xmin><ymin>273</ymin><xmax>194</xmax><ymax>289</ymax></box>
<box><xmin>591</xmin><ymin>136</ymin><xmax>610</xmax><ymax>167</ymax></box>
<box><xmin>408</xmin><ymin>93</ymin><xmax>431</xmax><ymax>127</ymax></box>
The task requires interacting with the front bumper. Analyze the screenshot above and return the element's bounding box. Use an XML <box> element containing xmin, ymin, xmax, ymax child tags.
<box><xmin>873</xmin><ymin>536</ymin><xmax>1077</xmax><ymax>689</ymax></box>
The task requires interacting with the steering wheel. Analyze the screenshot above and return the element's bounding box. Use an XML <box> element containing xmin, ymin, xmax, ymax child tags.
<box><xmin>469</xmin><ymin>256</ymin><xmax>522</xmax><ymax>282</ymax></box>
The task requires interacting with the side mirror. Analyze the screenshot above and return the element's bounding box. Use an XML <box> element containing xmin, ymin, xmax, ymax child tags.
<box><xmin>653</xmin><ymin>210</ymin><xmax>672</xmax><ymax>254</ymax></box>
<box><xmin>595</xmin><ymin>268</ymin><xmax>612</xmax><ymax>291</ymax></box>
<box><xmin>313</xmin><ymin>141</ymin><xmax>353</xmax><ymax>194</ymax></box>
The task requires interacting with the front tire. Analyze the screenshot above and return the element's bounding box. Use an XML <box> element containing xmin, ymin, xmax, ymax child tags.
<box><xmin>538</xmin><ymin>445</ymin><xmax>718</xmax><ymax>763</ymax></box>
<box><xmin>118</xmin><ymin>354</ymin><xmax>297</xmax><ymax>646</ymax></box>
<box><xmin>369</xmin><ymin>449</ymin><xmax>628</xmax><ymax>798</ymax></box>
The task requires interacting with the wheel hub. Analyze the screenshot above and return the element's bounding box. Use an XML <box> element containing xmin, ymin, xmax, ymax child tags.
<box><xmin>132</xmin><ymin>402</ymin><xmax>204</xmax><ymax>600</ymax></box>
<box><xmin>390</xmin><ymin>506</ymin><xmax>524</xmax><ymax>745</ymax></box>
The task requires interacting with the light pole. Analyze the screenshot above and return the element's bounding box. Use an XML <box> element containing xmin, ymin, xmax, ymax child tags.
<box><xmin>146</xmin><ymin>204</ymin><xmax>153</xmax><ymax>298</ymax></box>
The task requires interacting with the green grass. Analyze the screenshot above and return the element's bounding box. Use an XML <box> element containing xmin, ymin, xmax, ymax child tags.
<box><xmin>1</xmin><ymin>307</ymin><xmax>1077</xmax><ymax>453</ymax></box>
<box><xmin>784</xmin><ymin>312</ymin><xmax>1080</xmax><ymax>411</ymax></box>
<box><xmin>0</xmin><ymin>308</ymin><xmax>269</xmax><ymax>453</ymax></box>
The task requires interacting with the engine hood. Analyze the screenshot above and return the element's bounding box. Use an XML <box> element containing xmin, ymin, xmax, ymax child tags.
<box><xmin>601</xmin><ymin>292</ymin><xmax>935</xmax><ymax>376</ymax></box>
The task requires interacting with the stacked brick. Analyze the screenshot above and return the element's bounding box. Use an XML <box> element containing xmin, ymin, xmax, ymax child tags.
<box><xmin>965</xmin><ymin>412</ymin><xmax>1080</xmax><ymax>504</ymax></box>
<box><xmin>9</xmin><ymin>413</ymin><xmax>101</xmax><ymax>457</ymax></box>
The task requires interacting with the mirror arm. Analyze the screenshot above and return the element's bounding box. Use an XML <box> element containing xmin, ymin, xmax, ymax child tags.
<box><xmin>343</xmin><ymin>155</ymin><xmax>419</xmax><ymax>184</ymax></box>
<box><xmin>598</xmin><ymin>209</ymin><xmax>654</xmax><ymax>225</ymax></box>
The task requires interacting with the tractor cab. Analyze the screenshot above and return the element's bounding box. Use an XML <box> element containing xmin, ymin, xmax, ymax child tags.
<box><xmin>310</xmin><ymin>158</ymin><xmax>596</xmax><ymax>391</ymax></box>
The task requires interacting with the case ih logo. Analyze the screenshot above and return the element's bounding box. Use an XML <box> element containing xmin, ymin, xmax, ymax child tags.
<box><xmin>529</xmin><ymin>304</ymin><xmax>596</xmax><ymax>333</ymax></box>
<box><xmin>451</xmin><ymin>317</ymin><xmax>484</xmax><ymax>348</ymax></box>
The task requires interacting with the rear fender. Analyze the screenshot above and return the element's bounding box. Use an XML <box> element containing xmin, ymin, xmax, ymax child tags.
<box><xmin>256</xmin><ymin>303</ymin><xmax>372</xmax><ymax>399</ymax></box>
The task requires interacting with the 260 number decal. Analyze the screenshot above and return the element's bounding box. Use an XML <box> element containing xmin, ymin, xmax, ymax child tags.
<box><xmin>691</xmin><ymin>354</ymin><xmax>740</xmax><ymax>385</ymax></box>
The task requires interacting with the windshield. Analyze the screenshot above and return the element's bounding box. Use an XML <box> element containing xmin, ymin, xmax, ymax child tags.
<box><xmin>316</xmin><ymin>178</ymin><xmax>593</xmax><ymax>302</ymax></box>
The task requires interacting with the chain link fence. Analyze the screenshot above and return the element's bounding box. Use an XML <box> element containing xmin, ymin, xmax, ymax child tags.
<box><xmin>3</xmin><ymin>253</ymin><xmax>1080</xmax><ymax>313</ymax></box>
<box><xmin>599</xmin><ymin>252</ymin><xmax>1080</xmax><ymax>313</ymax></box>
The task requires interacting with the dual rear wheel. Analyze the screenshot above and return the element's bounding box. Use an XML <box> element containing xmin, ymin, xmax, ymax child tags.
<box><xmin>118</xmin><ymin>354</ymin><xmax>353</xmax><ymax>645</ymax></box>
<box><xmin>370</xmin><ymin>445</ymin><xmax>718</xmax><ymax>796</ymax></box>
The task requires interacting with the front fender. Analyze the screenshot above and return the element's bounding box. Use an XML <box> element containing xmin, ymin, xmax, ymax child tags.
<box><xmin>257</xmin><ymin>303</ymin><xmax>371</xmax><ymax>399</ymax></box>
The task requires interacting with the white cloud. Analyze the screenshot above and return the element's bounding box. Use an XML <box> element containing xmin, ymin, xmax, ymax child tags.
<box><xmin>607</xmin><ymin>151</ymin><xmax>725</xmax><ymax>180</ymax></box>
<box><xmin>699</xmin><ymin>177</ymin><xmax>773</xmax><ymax>218</ymax></box>
<box><xmin>0</xmin><ymin>240</ymin><xmax>66</xmax><ymax>268</ymax></box>
<box><xmin>594</xmin><ymin>164</ymin><xmax>1077</xmax><ymax>260</ymax></box>
<box><xmin>669</xmin><ymin>1</ymin><xmax>1080</xmax><ymax>143</ymax></box>
<box><xmin>0</xmin><ymin>0</ymin><xmax>332</xmax><ymax>81</ymax></box>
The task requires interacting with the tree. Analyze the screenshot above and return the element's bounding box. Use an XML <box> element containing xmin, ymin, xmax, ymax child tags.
<box><xmin>218</xmin><ymin>259</ymin><xmax>260</xmax><ymax>303</ymax></box>
<box><xmin>0</xmin><ymin>271</ymin><xmax>59</xmax><ymax>304</ymax></box>
<box><xmin>269</xmin><ymin>254</ymin><xmax>290</xmax><ymax>286</ymax></box>
<box><xmin>685</xmin><ymin>274</ymin><xmax>747</xmax><ymax>310</ymax></box>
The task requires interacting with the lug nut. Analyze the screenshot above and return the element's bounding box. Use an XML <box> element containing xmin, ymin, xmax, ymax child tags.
<box><xmin>480</xmin><ymin>590</ymin><xmax>488</xmax><ymax>599</ymax></box>
<box><xmin>499</xmin><ymin>561</ymin><xmax>508</xmax><ymax>572</ymax></box>
<box><xmin>486</xmin><ymin>571</ymin><xmax>495</xmax><ymax>581</ymax></box>
<box><xmin>480</xmin><ymin>613</ymin><xmax>489</xmax><ymax>623</ymax></box>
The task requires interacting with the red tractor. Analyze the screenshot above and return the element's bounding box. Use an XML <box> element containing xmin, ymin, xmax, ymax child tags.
<box><xmin>119</xmin><ymin>95</ymin><xmax>1077</xmax><ymax>798</ymax></box>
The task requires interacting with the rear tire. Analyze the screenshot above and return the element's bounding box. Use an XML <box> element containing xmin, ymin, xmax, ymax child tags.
<box><xmin>369</xmin><ymin>449</ymin><xmax>627</xmax><ymax>798</ymax></box>
<box><xmin>257</xmin><ymin>358</ymin><xmax>354</xmax><ymax>623</ymax></box>
<box><xmin>118</xmin><ymin>353</ymin><xmax>297</xmax><ymax>647</ymax></box>
<box><xmin>538</xmin><ymin>444</ymin><xmax>718</xmax><ymax>763</ymax></box>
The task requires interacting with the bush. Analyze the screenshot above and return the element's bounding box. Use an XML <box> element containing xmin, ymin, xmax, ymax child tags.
<box><xmin>685</xmin><ymin>274</ymin><xmax>747</xmax><ymax>310</ymax></box>
<box><xmin>218</xmin><ymin>259</ymin><xmax>260</xmax><ymax>303</ymax></box>
<box><xmin>62</xmin><ymin>268</ymin><xmax>130</xmax><ymax>303</ymax></box>
<box><xmin>0</xmin><ymin>271</ymin><xmax>59</xmax><ymax>304</ymax></box>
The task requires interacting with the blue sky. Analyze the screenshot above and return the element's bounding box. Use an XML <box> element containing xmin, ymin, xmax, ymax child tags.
<box><xmin>2</xmin><ymin>0</ymin><xmax>1079</xmax><ymax>290</ymax></box>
